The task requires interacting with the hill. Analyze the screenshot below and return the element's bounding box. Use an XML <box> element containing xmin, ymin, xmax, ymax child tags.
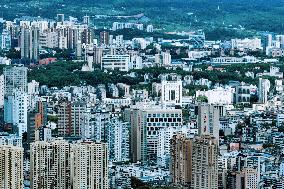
<box><xmin>0</xmin><ymin>0</ymin><xmax>283</xmax><ymax>34</ymax></box>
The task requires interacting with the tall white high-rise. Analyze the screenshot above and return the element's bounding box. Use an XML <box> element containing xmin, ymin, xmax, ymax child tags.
<box><xmin>0</xmin><ymin>145</ymin><xmax>24</xmax><ymax>189</ymax></box>
<box><xmin>12</xmin><ymin>90</ymin><xmax>28</xmax><ymax>137</ymax></box>
<box><xmin>258</xmin><ymin>78</ymin><xmax>270</xmax><ymax>104</ymax></box>
<box><xmin>0</xmin><ymin>75</ymin><xmax>4</xmax><ymax>108</ymax></box>
<box><xmin>4</xmin><ymin>66</ymin><xmax>28</xmax><ymax>136</ymax></box>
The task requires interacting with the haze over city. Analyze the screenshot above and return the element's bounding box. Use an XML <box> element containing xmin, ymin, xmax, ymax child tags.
<box><xmin>0</xmin><ymin>0</ymin><xmax>283</xmax><ymax>189</ymax></box>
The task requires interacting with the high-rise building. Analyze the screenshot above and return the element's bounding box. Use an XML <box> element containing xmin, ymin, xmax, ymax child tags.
<box><xmin>162</xmin><ymin>51</ymin><xmax>171</xmax><ymax>65</ymax></box>
<box><xmin>57</xmin><ymin>101</ymin><xmax>71</xmax><ymax>137</ymax></box>
<box><xmin>12</xmin><ymin>90</ymin><xmax>28</xmax><ymax>136</ymax></box>
<box><xmin>3</xmin><ymin>66</ymin><xmax>28</xmax><ymax>135</ymax></box>
<box><xmin>170</xmin><ymin>134</ymin><xmax>192</xmax><ymax>187</ymax></box>
<box><xmin>126</xmin><ymin>107</ymin><xmax>182</xmax><ymax>162</ymax></box>
<box><xmin>57</xmin><ymin>101</ymin><xmax>86</xmax><ymax>137</ymax></box>
<box><xmin>30</xmin><ymin>139</ymin><xmax>71</xmax><ymax>189</ymax></box>
<box><xmin>100</xmin><ymin>31</ymin><xmax>109</xmax><ymax>46</ymax></box>
<box><xmin>0</xmin><ymin>145</ymin><xmax>24</xmax><ymax>189</ymax></box>
<box><xmin>70</xmin><ymin>141</ymin><xmax>108</xmax><ymax>189</ymax></box>
<box><xmin>258</xmin><ymin>78</ymin><xmax>270</xmax><ymax>104</ymax></box>
<box><xmin>30</xmin><ymin>139</ymin><xmax>108</xmax><ymax>189</ymax></box>
<box><xmin>82</xmin><ymin>107</ymin><xmax>110</xmax><ymax>141</ymax></box>
<box><xmin>20</xmin><ymin>26</ymin><xmax>39</xmax><ymax>61</ymax></box>
<box><xmin>191</xmin><ymin>135</ymin><xmax>218</xmax><ymax>189</ymax></box>
<box><xmin>236</xmin><ymin>168</ymin><xmax>259</xmax><ymax>189</ymax></box>
<box><xmin>158</xmin><ymin>125</ymin><xmax>196</xmax><ymax>168</ymax></box>
<box><xmin>276</xmin><ymin>35</ymin><xmax>284</xmax><ymax>48</ymax></box>
<box><xmin>108</xmin><ymin>117</ymin><xmax>130</xmax><ymax>162</ymax></box>
<box><xmin>0</xmin><ymin>75</ymin><xmax>4</xmax><ymax>108</ymax></box>
<box><xmin>1</xmin><ymin>29</ymin><xmax>11</xmax><ymax>50</ymax></box>
<box><xmin>197</xmin><ymin>104</ymin><xmax>220</xmax><ymax>140</ymax></box>
<box><xmin>3</xmin><ymin>66</ymin><xmax>27</xmax><ymax>96</ymax></box>
<box><xmin>94</xmin><ymin>46</ymin><xmax>104</xmax><ymax>65</ymax></box>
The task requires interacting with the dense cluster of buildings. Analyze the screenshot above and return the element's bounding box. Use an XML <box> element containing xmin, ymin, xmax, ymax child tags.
<box><xmin>1</xmin><ymin>13</ymin><xmax>284</xmax><ymax>189</ymax></box>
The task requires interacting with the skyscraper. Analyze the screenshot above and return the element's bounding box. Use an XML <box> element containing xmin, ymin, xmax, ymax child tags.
<box><xmin>0</xmin><ymin>74</ymin><xmax>4</xmax><ymax>108</ymax></box>
<box><xmin>83</xmin><ymin>16</ymin><xmax>90</xmax><ymax>25</ymax></box>
<box><xmin>70</xmin><ymin>141</ymin><xmax>108</xmax><ymax>189</ymax></box>
<box><xmin>30</xmin><ymin>139</ymin><xmax>108</xmax><ymax>189</ymax></box>
<box><xmin>107</xmin><ymin>117</ymin><xmax>130</xmax><ymax>162</ymax></box>
<box><xmin>0</xmin><ymin>145</ymin><xmax>24</xmax><ymax>189</ymax></box>
<box><xmin>197</xmin><ymin>104</ymin><xmax>220</xmax><ymax>141</ymax></box>
<box><xmin>57</xmin><ymin>101</ymin><xmax>86</xmax><ymax>138</ymax></box>
<box><xmin>170</xmin><ymin>134</ymin><xmax>192</xmax><ymax>187</ymax></box>
<box><xmin>30</xmin><ymin>139</ymin><xmax>71</xmax><ymax>189</ymax></box>
<box><xmin>258</xmin><ymin>78</ymin><xmax>270</xmax><ymax>104</ymax></box>
<box><xmin>4</xmin><ymin>66</ymin><xmax>28</xmax><ymax>136</ymax></box>
<box><xmin>20</xmin><ymin>26</ymin><xmax>39</xmax><ymax>61</ymax></box>
<box><xmin>191</xmin><ymin>135</ymin><xmax>218</xmax><ymax>189</ymax></box>
<box><xmin>100</xmin><ymin>31</ymin><xmax>109</xmax><ymax>46</ymax></box>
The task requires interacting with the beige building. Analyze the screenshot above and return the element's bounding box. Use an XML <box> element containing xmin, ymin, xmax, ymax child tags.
<box><xmin>170</xmin><ymin>134</ymin><xmax>192</xmax><ymax>187</ymax></box>
<box><xmin>191</xmin><ymin>135</ymin><xmax>218</xmax><ymax>189</ymax></box>
<box><xmin>30</xmin><ymin>139</ymin><xmax>71</xmax><ymax>189</ymax></box>
<box><xmin>30</xmin><ymin>139</ymin><xmax>108</xmax><ymax>189</ymax></box>
<box><xmin>236</xmin><ymin>168</ymin><xmax>259</xmax><ymax>189</ymax></box>
<box><xmin>71</xmin><ymin>141</ymin><xmax>108</xmax><ymax>189</ymax></box>
<box><xmin>0</xmin><ymin>145</ymin><xmax>24</xmax><ymax>189</ymax></box>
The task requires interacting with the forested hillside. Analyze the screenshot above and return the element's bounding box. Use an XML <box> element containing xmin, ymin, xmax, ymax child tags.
<box><xmin>0</xmin><ymin>0</ymin><xmax>283</xmax><ymax>33</ymax></box>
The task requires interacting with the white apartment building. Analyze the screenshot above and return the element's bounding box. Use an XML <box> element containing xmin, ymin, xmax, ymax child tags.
<box><xmin>101</xmin><ymin>55</ymin><xmax>130</xmax><ymax>72</ymax></box>
<box><xmin>13</xmin><ymin>91</ymin><xmax>28</xmax><ymax>137</ymax></box>
<box><xmin>196</xmin><ymin>87</ymin><xmax>234</xmax><ymax>105</ymax></box>
<box><xmin>162</xmin><ymin>51</ymin><xmax>171</xmax><ymax>65</ymax></box>
<box><xmin>0</xmin><ymin>145</ymin><xmax>24</xmax><ymax>189</ymax></box>
<box><xmin>211</xmin><ymin>56</ymin><xmax>258</xmax><ymax>64</ymax></box>
<box><xmin>258</xmin><ymin>78</ymin><xmax>270</xmax><ymax>104</ymax></box>
<box><xmin>197</xmin><ymin>104</ymin><xmax>220</xmax><ymax>141</ymax></box>
<box><xmin>231</xmin><ymin>38</ymin><xmax>262</xmax><ymax>51</ymax></box>
<box><xmin>28</xmin><ymin>80</ymin><xmax>40</xmax><ymax>95</ymax></box>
